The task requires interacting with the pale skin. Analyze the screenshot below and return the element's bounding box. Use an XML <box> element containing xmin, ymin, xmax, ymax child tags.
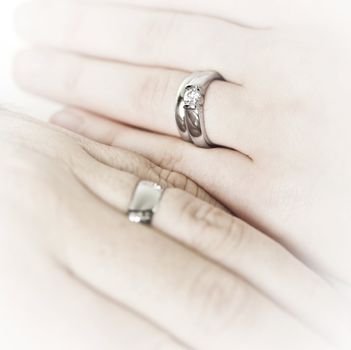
<box><xmin>1</xmin><ymin>112</ymin><xmax>351</xmax><ymax>349</ymax></box>
<box><xmin>14</xmin><ymin>0</ymin><xmax>351</xmax><ymax>288</ymax></box>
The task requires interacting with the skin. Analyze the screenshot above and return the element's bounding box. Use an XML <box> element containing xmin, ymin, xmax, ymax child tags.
<box><xmin>1</xmin><ymin>112</ymin><xmax>351</xmax><ymax>349</ymax></box>
<box><xmin>13</xmin><ymin>0</ymin><xmax>351</xmax><ymax>288</ymax></box>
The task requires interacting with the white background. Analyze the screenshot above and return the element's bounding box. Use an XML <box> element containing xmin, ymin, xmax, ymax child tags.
<box><xmin>0</xmin><ymin>0</ymin><xmax>58</xmax><ymax>119</ymax></box>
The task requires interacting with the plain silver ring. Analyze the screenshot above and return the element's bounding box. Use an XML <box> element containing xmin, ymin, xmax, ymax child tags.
<box><xmin>128</xmin><ymin>181</ymin><xmax>164</xmax><ymax>225</ymax></box>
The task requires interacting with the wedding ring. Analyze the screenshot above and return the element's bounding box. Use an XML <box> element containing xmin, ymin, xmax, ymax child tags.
<box><xmin>128</xmin><ymin>181</ymin><xmax>164</xmax><ymax>224</ymax></box>
<box><xmin>175</xmin><ymin>71</ymin><xmax>224</xmax><ymax>148</ymax></box>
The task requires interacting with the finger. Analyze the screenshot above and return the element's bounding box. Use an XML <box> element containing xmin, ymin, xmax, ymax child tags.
<box><xmin>0</xmin><ymin>110</ymin><xmax>219</xmax><ymax>210</ymax></box>
<box><xmin>49</xmin><ymin>109</ymin><xmax>351</xmax><ymax>343</ymax></box>
<box><xmin>0</xmin><ymin>132</ymin><xmax>187</xmax><ymax>349</ymax></box>
<box><xmin>0</xmin><ymin>112</ymin><xmax>335</xmax><ymax>348</ymax></box>
<box><xmin>0</xmin><ymin>212</ymin><xmax>186</xmax><ymax>350</ymax></box>
<box><xmin>153</xmin><ymin>188</ymin><xmax>351</xmax><ymax>345</ymax></box>
<box><xmin>73</xmin><ymin>141</ymin><xmax>223</xmax><ymax>211</ymax></box>
<box><xmin>51</xmin><ymin>108</ymin><xmax>255</xmax><ymax>213</ymax></box>
<box><xmin>16</xmin><ymin>1</ymin><xmax>266</xmax><ymax>84</ymax></box>
<box><xmin>39</xmin><ymin>190</ymin><xmax>329</xmax><ymax>349</ymax></box>
<box><xmin>90</xmin><ymin>0</ymin><xmax>336</xmax><ymax>27</ymax></box>
<box><xmin>27</xmin><ymin>0</ymin><xmax>303</xmax><ymax>27</ymax></box>
<box><xmin>14</xmin><ymin>49</ymin><xmax>264</xmax><ymax>156</ymax></box>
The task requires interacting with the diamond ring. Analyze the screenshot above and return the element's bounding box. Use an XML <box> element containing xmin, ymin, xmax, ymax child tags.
<box><xmin>175</xmin><ymin>71</ymin><xmax>224</xmax><ymax>148</ymax></box>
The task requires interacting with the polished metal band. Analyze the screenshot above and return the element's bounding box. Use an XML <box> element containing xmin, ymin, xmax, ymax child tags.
<box><xmin>128</xmin><ymin>181</ymin><xmax>164</xmax><ymax>224</ymax></box>
<box><xmin>175</xmin><ymin>71</ymin><xmax>224</xmax><ymax>148</ymax></box>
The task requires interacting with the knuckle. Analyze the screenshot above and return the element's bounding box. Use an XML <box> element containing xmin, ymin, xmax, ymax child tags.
<box><xmin>142</xmin><ymin>145</ymin><xmax>194</xmax><ymax>190</ymax></box>
<box><xmin>151</xmin><ymin>145</ymin><xmax>205</xmax><ymax>195</ymax></box>
<box><xmin>158</xmin><ymin>168</ymin><xmax>192</xmax><ymax>192</ymax></box>
<box><xmin>157</xmin><ymin>144</ymin><xmax>184</xmax><ymax>172</ymax></box>
<box><xmin>186</xmin><ymin>199</ymin><xmax>215</xmax><ymax>232</ymax></box>
<box><xmin>136</xmin><ymin>158</ymin><xmax>177</xmax><ymax>190</ymax></box>
<box><xmin>137</xmin><ymin>70</ymin><xmax>175</xmax><ymax>115</ymax></box>
<box><xmin>145</xmin><ymin>163</ymin><xmax>166</xmax><ymax>188</ymax></box>
<box><xmin>181</xmin><ymin>195</ymin><xmax>246</xmax><ymax>254</ymax></box>
<box><xmin>187</xmin><ymin>266</ymin><xmax>251</xmax><ymax>333</ymax></box>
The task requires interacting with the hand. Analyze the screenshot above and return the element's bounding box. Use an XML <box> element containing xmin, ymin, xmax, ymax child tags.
<box><xmin>0</xmin><ymin>111</ymin><xmax>214</xmax><ymax>350</ymax></box>
<box><xmin>14</xmin><ymin>1</ymin><xmax>351</xmax><ymax>285</ymax></box>
<box><xmin>1</xmin><ymin>112</ymin><xmax>350</xmax><ymax>349</ymax></box>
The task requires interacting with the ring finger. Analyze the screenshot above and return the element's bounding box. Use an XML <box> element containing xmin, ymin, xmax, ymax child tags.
<box><xmin>14</xmin><ymin>49</ymin><xmax>263</xmax><ymax>157</ymax></box>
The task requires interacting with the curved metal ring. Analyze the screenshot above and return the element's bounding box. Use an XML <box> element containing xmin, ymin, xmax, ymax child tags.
<box><xmin>128</xmin><ymin>181</ymin><xmax>164</xmax><ymax>225</ymax></box>
<box><xmin>175</xmin><ymin>71</ymin><xmax>224</xmax><ymax>148</ymax></box>
<box><xmin>175</xmin><ymin>74</ymin><xmax>194</xmax><ymax>142</ymax></box>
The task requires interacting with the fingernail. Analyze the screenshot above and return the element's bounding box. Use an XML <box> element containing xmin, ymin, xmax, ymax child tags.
<box><xmin>51</xmin><ymin>112</ymin><xmax>83</xmax><ymax>132</ymax></box>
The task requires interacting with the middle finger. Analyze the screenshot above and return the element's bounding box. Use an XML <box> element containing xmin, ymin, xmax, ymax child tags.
<box><xmin>16</xmin><ymin>1</ymin><xmax>265</xmax><ymax>84</ymax></box>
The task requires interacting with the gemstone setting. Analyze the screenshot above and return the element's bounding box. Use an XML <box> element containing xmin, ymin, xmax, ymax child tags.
<box><xmin>183</xmin><ymin>86</ymin><xmax>203</xmax><ymax>109</ymax></box>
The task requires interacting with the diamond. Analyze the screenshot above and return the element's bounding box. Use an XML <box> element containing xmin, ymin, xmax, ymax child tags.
<box><xmin>184</xmin><ymin>86</ymin><xmax>202</xmax><ymax>109</ymax></box>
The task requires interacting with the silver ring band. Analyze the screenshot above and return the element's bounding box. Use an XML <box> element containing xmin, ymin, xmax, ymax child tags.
<box><xmin>128</xmin><ymin>181</ymin><xmax>164</xmax><ymax>224</ymax></box>
<box><xmin>175</xmin><ymin>71</ymin><xmax>224</xmax><ymax>148</ymax></box>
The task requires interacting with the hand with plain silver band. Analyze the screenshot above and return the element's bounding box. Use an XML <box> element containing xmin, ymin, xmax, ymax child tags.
<box><xmin>2</xmin><ymin>113</ymin><xmax>346</xmax><ymax>349</ymax></box>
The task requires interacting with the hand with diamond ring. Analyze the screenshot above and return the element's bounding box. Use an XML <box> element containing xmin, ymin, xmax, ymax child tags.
<box><xmin>14</xmin><ymin>1</ymin><xmax>351</xmax><ymax>293</ymax></box>
<box><xmin>1</xmin><ymin>112</ymin><xmax>351</xmax><ymax>349</ymax></box>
